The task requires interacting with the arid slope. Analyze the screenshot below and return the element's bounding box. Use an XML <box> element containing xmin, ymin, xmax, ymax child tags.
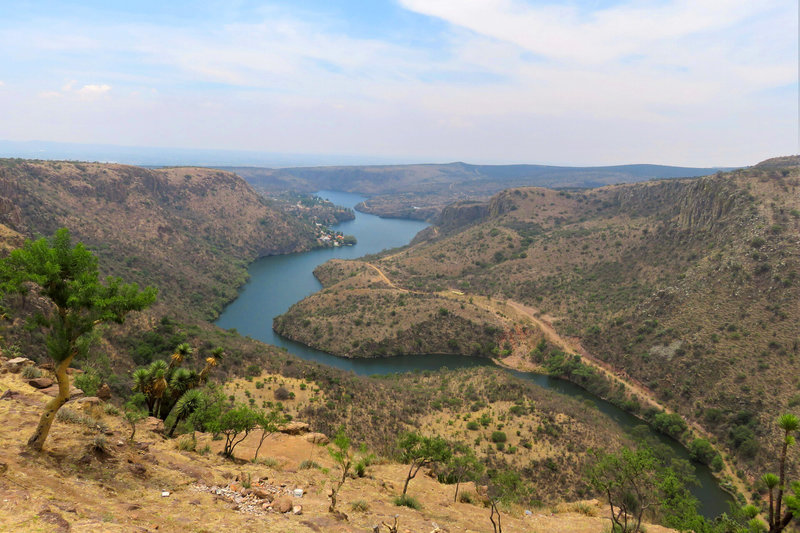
<box><xmin>277</xmin><ymin>158</ymin><xmax>800</xmax><ymax>481</ymax></box>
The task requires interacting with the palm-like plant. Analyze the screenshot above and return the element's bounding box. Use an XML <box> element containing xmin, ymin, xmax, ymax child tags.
<box><xmin>764</xmin><ymin>413</ymin><xmax>800</xmax><ymax>533</ymax></box>
<box><xmin>167</xmin><ymin>389</ymin><xmax>205</xmax><ymax>437</ymax></box>
<box><xmin>199</xmin><ymin>347</ymin><xmax>224</xmax><ymax>381</ymax></box>
<box><xmin>169</xmin><ymin>343</ymin><xmax>193</xmax><ymax>370</ymax></box>
<box><xmin>132</xmin><ymin>360</ymin><xmax>168</xmax><ymax>416</ymax></box>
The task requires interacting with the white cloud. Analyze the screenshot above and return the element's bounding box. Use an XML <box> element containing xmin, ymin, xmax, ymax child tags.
<box><xmin>77</xmin><ymin>84</ymin><xmax>111</xmax><ymax>98</ymax></box>
<box><xmin>0</xmin><ymin>81</ymin><xmax>5</xmax><ymax>87</ymax></box>
<box><xmin>61</xmin><ymin>80</ymin><xmax>76</xmax><ymax>91</ymax></box>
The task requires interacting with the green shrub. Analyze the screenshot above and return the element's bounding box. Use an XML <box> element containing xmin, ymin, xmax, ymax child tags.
<box><xmin>459</xmin><ymin>491</ymin><xmax>475</xmax><ymax>504</ymax></box>
<box><xmin>689</xmin><ymin>438</ymin><xmax>716</xmax><ymax>465</ymax></box>
<box><xmin>74</xmin><ymin>369</ymin><xmax>101</xmax><ymax>397</ymax></box>
<box><xmin>350</xmin><ymin>500</ymin><xmax>370</xmax><ymax>512</ymax></box>
<box><xmin>491</xmin><ymin>431</ymin><xmax>507</xmax><ymax>443</ymax></box>
<box><xmin>394</xmin><ymin>494</ymin><xmax>421</xmax><ymax>509</ymax></box>
<box><xmin>21</xmin><ymin>366</ymin><xmax>42</xmax><ymax>379</ymax></box>
<box><xmin>466</xmin><ymin>421</ymin><xmax>480</xmax><ymax>431</ymax></box>
<box><xmin>299</xmin><ymin>460</ymin><xmax>321</xmax><ymax>470</ymax></box>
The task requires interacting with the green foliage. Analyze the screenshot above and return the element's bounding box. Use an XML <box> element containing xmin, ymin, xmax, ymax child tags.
<box><xmin>688</xmin><ymin>438</ymin><xmax>717</xmax><ymax>465</ymax></box>
<box><xmin>21</xmin><ymin>365</ymin><xmax>42</xmax><ymax>379</ymax></box>
<box><xmin>0</xmin><ymin>228</ymin><xmax>158</xmax><ymax>363</ymax></box>
<box><xmin>74</xmin><ymin>368</ymin><xmax>101</xmax><ymax>397</ymax></box>
<box><xmin>252</xmin><ymin>406</ymin><xmax>286</xmax><ymax>460</ymax></box>
<box><xmin>0</xmin><ymin>228</ymin><xmax>156</xmax><ymax>451</ymax></box>
<box><xmin>442</xmin><ymin>446</ymin><xmax>484</xmax><ymax>502</ymax></box>
<box><xmin>651</xmin><ymin>412</ymin><xmax>688</xmax><ymax>439</ymax></box>
<box><xmin>209</xmin><ymin>404</ymin><xmax>259</xmax><ymax>458</ymax></box>
<box><xmin>490</xmin><ymin>431</ymin><xmax>507</xmax><ymax>443</ymax></box>
<box><xmin>393</xmin><ymin>494</ymin><xmax>421</xmax><ymax>509</ymax></box>
<box><xmin>587</xmin><ymin>445</ymin><xmax>701</xmax><ymax>533</ymax></box>
<box><xmin>396</xmin><ymin>431</ymin><xmax>452</xmax><ymax>496</ymax></box>
<box><xmin>123</xmin><ymin>392</ymin><xmax>148</xmax><ymax>441</ymax></box>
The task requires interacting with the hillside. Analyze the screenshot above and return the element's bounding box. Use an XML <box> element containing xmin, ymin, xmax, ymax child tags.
<box><xmin>275</xmin><ymin>158</ymin><xmax>800</xmax><ymax>483</ymax></box>
<box><xmin>227</xmin><ymin>162</ymin><xmax>726</xmax><ymax>221</ymax></box>
<box><xmin>0</xmin><ymin>157</ymin><xmax>677</xmax><ymax>531</ymax></box>
<box><xmin>0</xmin><ymin>159</ymin><xmax>319</xmax><ymax>320</ymax></box>
<box><xmin>0</xmin><ymin>356</ymin><xmax>657</xmax><ymax>532</ymax></box>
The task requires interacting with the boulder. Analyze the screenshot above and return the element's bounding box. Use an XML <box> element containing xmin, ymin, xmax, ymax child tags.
<box><xmin>142</xmin><ymin>417</ymin><xmax>165</xmax><ymax>434</ymax></box>
<box><xmin>5</xmin><ymin>357</ymin><xmax>34</xmax><ymax>373</ymax></box>
<box><xmin>75</xmin><ymin>396</ymin><xmax>102</xmax><ymax>409</ymax></box>
<box><xmin>27</xmin><ymin>377</ymin><xmax>54</xmax><ymax>389</ymax></box>
<box><xmin>252</xmin><ymin>489</ymin><xmax>272</xmax><ymax>501</ymax></box>
<box><xmin>96</xmin><ymin>383</ymin><xmax>112</xmax><ymax>401</ymax></box>
<box><xmin>41</xmin><ymin>384</ymin><xmax>84</xmax><ymax>400</ymax></box>
<box><xmin>305</xmin><ymin>432</ymin><xmax>329</xmax><ymax>445</ymax></box>
<box><xmin>280</xmin><ymin>421</ymin><xmax>310</xmax><ymax>435</ymax></box>
<box><xmin>272</xmin><ymin>495</ymin><xmax>293</xmax><ymax>513</ymax></box>
<box><xmin>292</xmin><ymin>505</ymin><xmax>303</xmax><ymax>515</ymax></box>
<box><xmin>0</xmin><ymin>390</ymin><xmax>20</xmax><ymax>401</ymax></box>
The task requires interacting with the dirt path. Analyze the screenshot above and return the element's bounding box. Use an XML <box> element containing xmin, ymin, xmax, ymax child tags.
<box><xmin>364</xmin><ymin>263</ymin><xmax>408</xmax><ymax>292</ymax></box>
<box><xmin>476</xmin><ymin>297</ymin><xmax>746</xmax><ymax>500</ymax></box>
<box><xmin>361</xmin><ymin>262</ymin><xmax>746</xmax><ymax>500</ymax></box>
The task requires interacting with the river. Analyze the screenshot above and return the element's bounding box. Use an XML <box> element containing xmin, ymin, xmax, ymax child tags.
<box><xmin>216</xmin><ymin>190</ymin><xmax>731</xmax><ymax>518</ymax></box>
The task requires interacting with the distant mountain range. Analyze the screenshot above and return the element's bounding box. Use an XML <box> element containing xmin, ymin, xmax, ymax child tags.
<box><xmin>229</xmin><ymin>162</ymin><xmax>735</xmax><ymax>220</ymax></box>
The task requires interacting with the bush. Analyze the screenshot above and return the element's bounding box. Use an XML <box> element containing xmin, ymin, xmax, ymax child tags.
<box><xmin>652</xmin><ymin>412</ymin><xmax>687</xmax><ymax>438</ymax></box>
<box><xmin>350</xmin><ymin>500</ymin><xmax>370</xmax><ymax>512</ymax></box>
<box><xmin>274</xmin><ymin>386</ymin><xmax>291</xmax><ymax>401</ymax></box>
<box><xmin>299</xmin><ymin>460</ymin><xmax>321</xmax><ymax>470</ymax></box>
<box><xmin>466</xmin><ymin>421</ymin><xmax>480</xmax><ymax>431</ymax></box>
<box><xmin>394</xmin><ymin>494</ymin><xmax>421</xmax><ymax>509</ymax></box>
<box><xmin>21</xmin><ymin>366</ymin><xmax>42</xmax><ymax>379</ymax></box>
<box><xmin>74</xmin><ymin>369</ymin><xmax>101</xmax><ymax>397</ymax></box>
<box><xmin>459</xmin><ymin>491</ymin><xmax>475</xmax><ymax>504</ymax></box>
<box><xmin>688</xmin><ymin>438</ymin><xmax>716</xmax><ymax>465</ymax></box>
<box><xmin>491</xmin><ymin>431</ymin><xmax>507</xmax><ymax>443</ymax></box>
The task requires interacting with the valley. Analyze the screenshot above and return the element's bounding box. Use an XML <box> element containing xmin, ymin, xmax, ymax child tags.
<box><xmin>0</xmin><ymin>156</ymin><xmax>797</xmax><ymax>532</ymax></box>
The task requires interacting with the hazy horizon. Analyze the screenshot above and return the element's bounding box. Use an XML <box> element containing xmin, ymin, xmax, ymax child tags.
<box><xmin>0</xmin><ymin>138</ymin><xmax>747</xmax><ymax>169</ymax></box>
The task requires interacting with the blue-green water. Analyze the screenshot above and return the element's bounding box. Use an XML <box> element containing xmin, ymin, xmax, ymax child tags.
<box><xmin>216</xmin><ymin>190</ymin><xmax>732</xmax><ymax>518</ymax></box>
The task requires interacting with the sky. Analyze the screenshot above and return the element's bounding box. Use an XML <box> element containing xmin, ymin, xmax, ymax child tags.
<box><xmin>0</xmin><ymin>0</ymin><xmax>796</xmax><ymax>167</ymax></box>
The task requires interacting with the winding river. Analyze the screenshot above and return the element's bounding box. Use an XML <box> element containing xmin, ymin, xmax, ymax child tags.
<box><xmin>216</xmin><ymin>190</ymin><xmax>731</xmax><ymax>518</ymax></box>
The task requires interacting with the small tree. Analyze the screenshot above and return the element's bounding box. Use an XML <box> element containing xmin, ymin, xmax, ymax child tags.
<box><xmin>328</xmin><ymin>427</ymin><xmax>352</xmax><ymax>513</ymax></box>
<box><xmin>587</xmin><ymin>446</ymin><xmax>660</xmax><ymax>533</ymax></box>
<box><xmin>212</xmin><ymin>404</ymin><xmax>259</xmax><ymax>458</ymax></box>
<box><xmin>124</xmin><ymin>393</ymin><xmax>148</xmax><ymax>442</ymax></box>
<box><xmin>396</xmin><ymin>431</ymin><xmax>452</xmax><ymax>496</ymax></box>
<box><xmin>763</xmin><ymin>413</ymin><xmax>800</xmax><ymax>533</ymax></box>
<box><xmin>443</xmin><ymin>444</ymin><xmax>484</xmax><ymax>502</ymax></box>
<box><xmin>253</xmin><ymin>407</ymin><xmax>285</xmax><ymax>461</ymax></box>
<box><xmin>486</xmin><ymin>470</ymin><xmax>523</xmax><ymax>533</ymax></box>
<box><xmin>0</xmin><ymin>229</ymin><xmax>156</xmax><ymax>451</ymax></box>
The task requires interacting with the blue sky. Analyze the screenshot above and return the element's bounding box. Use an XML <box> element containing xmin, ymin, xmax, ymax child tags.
<box><xmin>0</xmin><ymin>0</ymin><xmax>796</xmax><ymax>166</ymax></box>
